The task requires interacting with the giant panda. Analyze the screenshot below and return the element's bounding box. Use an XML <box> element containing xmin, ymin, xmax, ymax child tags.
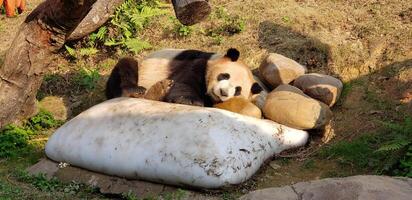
<box><xmin>105</xmin><ymin>48</ymin><xmax>263</xmax><ymax>107</ymax></box>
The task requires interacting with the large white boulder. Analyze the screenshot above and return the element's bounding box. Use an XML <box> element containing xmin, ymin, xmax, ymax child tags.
<box><xmin>45</xmin><ymin>98</ymin><xmax>308</xmax><ymax>189</ymax></box>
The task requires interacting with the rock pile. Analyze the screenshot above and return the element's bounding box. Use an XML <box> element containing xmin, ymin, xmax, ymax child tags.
<box><xmin>258</xmin><ymin>53</ymin><xmax>343</xmax><ymax>130</ymax></box>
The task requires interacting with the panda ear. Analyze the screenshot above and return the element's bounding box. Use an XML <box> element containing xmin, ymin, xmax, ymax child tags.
<box><xmin>225</xmin><ymin>48</ymin><xmax>240</xmax><ymax>62</ymax></box>
<box><xmin>251</xmin><ymin>82</ymin><xmax>263</xmax><ymax>94</ymax></box>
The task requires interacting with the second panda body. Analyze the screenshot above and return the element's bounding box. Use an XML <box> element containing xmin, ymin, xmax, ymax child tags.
<box><xmin>106</xmin><ymin>48</ymin><xmax>262</xmax><ymax>107</ymax></box>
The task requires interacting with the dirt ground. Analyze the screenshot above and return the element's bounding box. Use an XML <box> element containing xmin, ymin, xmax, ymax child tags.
<box><xmin>0</xmin><ymin>0</ymin><xmax>411</xmax><ymax>199</ymax></box>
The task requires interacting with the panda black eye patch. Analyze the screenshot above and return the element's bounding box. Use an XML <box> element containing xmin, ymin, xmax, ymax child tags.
<box><xmin>217</xmin><ymin>73</ymin><xmax>230</xmax><ymax>81</ymax></box>
<box><xmin>235</xmin><ymin>86</ymin><xmax>242</xmax><ymax>96</ymax></box>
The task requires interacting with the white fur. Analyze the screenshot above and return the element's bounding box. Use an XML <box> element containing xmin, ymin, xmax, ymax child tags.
<box><xmin>45</xmin><ymin>98</ymin><xmax>308</xmax><ymax>189</ymax></box>
<box><xmin>138</xmin><ymin>49</ymin><xmax>256</xmax><ymax>103</ymax></box>
<box><xmin>211</xmin><ymin>80</ymin><xmax>237</xmax><ymax>102</ymax></box>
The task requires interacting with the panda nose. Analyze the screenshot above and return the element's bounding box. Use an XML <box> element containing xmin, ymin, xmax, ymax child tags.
<box><xmin>220</xmin><ymin>89</ymin><xmax>228</xmax><ymax>97</ymax></box>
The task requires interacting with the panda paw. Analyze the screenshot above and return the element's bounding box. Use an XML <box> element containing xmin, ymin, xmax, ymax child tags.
<box><xmin>124</xmin><ymin>86</ymin><xmax>147</xmax><ymax>98</ymax></box>
<box><xmin>169</xmin><ymin>96</ymin><xmax>204</xmax><ymax>107</ymax></box>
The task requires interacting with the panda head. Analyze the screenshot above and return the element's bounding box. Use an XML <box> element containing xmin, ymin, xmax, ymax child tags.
<box><xmin>206</xmin><ymin>48</ymin><xmax>263</xmax><ymax>103</ymax></box>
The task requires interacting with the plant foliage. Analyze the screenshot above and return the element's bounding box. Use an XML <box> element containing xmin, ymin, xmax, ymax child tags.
<box><xmin>65</xmin><ymin>0</ymin><xmax>167</xmax><ymax>56</ymax></box>
<box><xmin>105</xmin><ymin>0</ymin><xmax>167</xmax><ymax>53</ymax></box>
<box><xmin>207</xmin><ymin>7</ymin><xmax>246</xmax><ymax>36</ymax></box>
<box><xmin>320</xmin><ymin>117</ymin><xmax>412</xmax><ymax>177</ymax></box>
<box><xmin>72</xmin><ymin>68</ymin><xmax>101</xmax><ymax>91</ymax></box>
<box><xmin>0</xmin><ymin>110</ymin><xmax>60</xmax><ymax>159</ymax></box>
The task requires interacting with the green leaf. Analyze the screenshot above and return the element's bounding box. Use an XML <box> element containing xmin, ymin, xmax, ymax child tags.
<box><xmin>124</xmin><ymin>38</ymin><xmax>152</xmax><ymax>54</ymax></box>
<box><xmin>79</xmin><ymin>47</ymin><xmax>99</xmax><ymax>56</ymax></box>
<box><xmin>377</xmin><ymin>140</ymin><xmax>411</xmax><ymax>152</ymax></box>
<box><xmin>64</xmin><ymin>45</ymin><xmax>76</xmax><ymax>58</ymax></box>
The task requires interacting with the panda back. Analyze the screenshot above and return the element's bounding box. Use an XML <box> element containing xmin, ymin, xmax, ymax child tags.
<box><xmin>138</xmin><ymin>49</ymin><xmax>219</xmax><ymax>89</ymax></box>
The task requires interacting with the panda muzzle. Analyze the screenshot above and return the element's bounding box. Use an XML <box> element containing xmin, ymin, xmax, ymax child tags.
<box><xmin>220</xmin><ymin>89</ymin><xmax>228</xmax><ymax>97</ymax></box>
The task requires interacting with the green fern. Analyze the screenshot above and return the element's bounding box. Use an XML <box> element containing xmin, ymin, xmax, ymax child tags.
<box><xmin>80</xmin><ymin>0</ymin><xmax>167</xmax><ymax>54</ymax></box>
<box><xmin>377</xmin><ymin>140</ymin><xmax>411</xmax><ymax>152</ymax></box>
<box><xmin>321</xmin><ymin>117</ymin><xmax>412</xmax><ymax>177</ymax></box>
<box><xmin>64</xmin><ymin>46</ymin><xmax>99</xmax><ymax>58</ymax></box>
<box><xmin>377</xmin><ymin>117</ymin><xmax>412</xmax><ymax>177</ymax></box>
<box><xmin>378</xmin><ymin>117</ymin><xmax>412</xmax><ymax>153</ymax></box>
<box><xmin>123</xmin><ymin>38</ymin><xmax>152</xmax><ymax>54</ymax></box>
<box><xmin>65</xmin><ymin>45</ymin><xmax>76</xmax><ymax>58</ymax></box>
<box><xmin>104</xmin><ymin>0</ymin><xmax>167</xmax><ymax>53</ymax></box>
<box><xmin>88</xmin><ymin>26</ymin><xmax>108</xmax><ymax>46</ymax></box>
<box><xmin>79</xmin><ymin>47</ymin><xmax>99</xmax><ymax>56</ymax></box>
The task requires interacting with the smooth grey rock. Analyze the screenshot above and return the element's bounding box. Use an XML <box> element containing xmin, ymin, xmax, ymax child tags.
<box><xmin>239</xmin><ymin>186</ymin><xmax>298</xmax><ymax>200</ymax></box>
<box><xmin>27</xmin><ymin>158</ymin><xmax>219</xmax><ymax>199</ymax></box>
<box><xmin>293</xmin><ymin>175</ymin><xmax>412</xmax><ymax>200</ymax></box>
<box><xmin>239</xmin><ymin>175</ymin><xmax>412</xmax><ymax>200</ymax></box>
<box><xmin>293</xmin><ymin>73</ymin><xmax>343</xmax><ymax>107</ymax></box>
<box><xmin>259</xmin><ymin>53</ymin><xmax>307</xmax><ymax>88</ymax></box>
<box><xmin>27</xmin><ymin>158</ymin><xmax>60</xmax><ymax>179</ymax></box>
<box><xmin>263</xmin><ymin>85</ymin><xmax>333</xmax><ymax>130</ymax></box>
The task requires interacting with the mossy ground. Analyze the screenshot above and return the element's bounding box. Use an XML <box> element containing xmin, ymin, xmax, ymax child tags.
<box><xmin>0</xmin><ymin>0</ymin><xmax>411</xmax><ymax>199</ymax></box>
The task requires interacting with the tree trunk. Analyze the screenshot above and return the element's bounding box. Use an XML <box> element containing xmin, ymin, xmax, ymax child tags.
<box><xmin>172</xmin><ymin>0</ymin><xmax>211</xmax><ymax>26</ymax></box>
<box><xmin>0</xmin><ymin>0</ymin><xmax>97</xmax><ymax>128</ymax></box>
<box><xmin>67</xmin><ymin>0</ymin><xmax>123</xmax><ymax>41</ymax></box>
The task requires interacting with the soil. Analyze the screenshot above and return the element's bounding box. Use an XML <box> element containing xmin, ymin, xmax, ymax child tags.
<box><xmin>0</xmin><ymin>0</ymin><xmax>411</xmax><ymax>199</ymax></box>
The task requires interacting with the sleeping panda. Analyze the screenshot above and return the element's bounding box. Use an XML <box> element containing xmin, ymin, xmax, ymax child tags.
<box><xmin>105</xmin><ymin>48</ymin><xmax>263</xmax><ymax>107</ymax></box>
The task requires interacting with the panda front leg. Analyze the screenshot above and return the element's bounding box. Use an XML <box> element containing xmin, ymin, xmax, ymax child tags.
<box><xmin>165</xmin><ymin>82</ymin><xmax>205</xmax><ymax>107</ymax></box>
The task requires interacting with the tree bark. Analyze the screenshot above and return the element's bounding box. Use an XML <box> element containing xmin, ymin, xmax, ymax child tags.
<box><xmin>0</xmin><ymin>0</ymin><xmax>96</xmax><ymax>128</ymax></box>
<box><xmin>172</xmin><ymin>0</ymin><xmax>211</xmax><ymax>26</ymax></box>
<box><xmin>67</xmin><ymin>0</ymin><xmax>123</xmax><ymax>41</ymax></box>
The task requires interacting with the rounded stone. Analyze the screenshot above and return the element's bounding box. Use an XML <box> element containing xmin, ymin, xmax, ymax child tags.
<box><xmin>293</xmin><ymin>73</ymin><xmax>343</xmax><ymax>107</ymax></box>
<box><xmin>259</xmin><ymin>53</ymin><xmax>307</xmax><ymax>88</ymax></box>
<box><xmin>38</xmin><ymin>96</ymin><xmax>69</xmax><ymax>121</ymax></box>
<box><xmin>263</xmin><ymin>85</ymin><xmax>333</xmax><ymax>130</ymax></box>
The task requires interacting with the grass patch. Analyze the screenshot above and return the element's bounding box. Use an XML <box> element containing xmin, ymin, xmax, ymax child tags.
<box><xmin>13</xmin><ymin>171</ymin><xmax>102</xmax><ymax>198</ymax></box>
<box><xmin>340</xmin><ymin>82</ymin><xmax>353</xmax><ymax>100</ymax></box>
<box><xmin>320</xmin><ymin>117</ymin><xmax>412</xmax><ymax>177</ymax></box>
<box><xmin>0</xmin><ymin>179</ymin><xmax>23</xmax><ymax>199</ymax></box>
<box><xmin>364</xmin><ymin>87</ymin><xmax>392</xmax><ymax>110</ymax></box>
<box><xmin>170</xmin><ymin>17</ymin><xmax>193</xmax><ymax>37</ymax></box>
<box><xmin>221</xmin><ymin>191</ymin><xmax>237</xmax><ymax>200</ymax></box>
<box><xmin>0</xmin><ymin>110</ymin><xmax>61</xmax><ymax>159</ymax></box>
<box><xmin>301</xmin><ymin>159</ymin><xmax>316</xmax><ymax>170</ymax></box>
<box><xmin>206</xmin><ymin>6</ymin><xmax>246</xmax><ymax>37</ymax></box>
<box><xmin>162</xmin><ymin>189</ymin><xmax>187</xmax><ymax>200</ymax></box>
<box><xmin>16</xmin><ymin>172</ymin><xmax>62</xmax><ymax>192</ymax></box>
<box><xmin>72</xmin><ymin>68</ymin><xmax>101</xmax><ymax>91</ymax></box>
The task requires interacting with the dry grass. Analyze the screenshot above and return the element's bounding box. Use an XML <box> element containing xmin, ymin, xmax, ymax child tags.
<box><xmin>0</xmin><ymin>0</ymin><xmax>411</xmax><ymax>199</ymax></box>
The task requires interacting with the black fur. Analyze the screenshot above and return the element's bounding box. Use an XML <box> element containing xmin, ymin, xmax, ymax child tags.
<box><xmin>217</xmin><ymin>73</ymin><xmax>230</xmax><ymax>81</ymax></box>
<box><xmin>105</xmin><ymin>48</ymin><xmax>255</xmax><ymax>107</ymax></box>
<box><xmin>235</xmin><ymin>86</ymin><xmax>242</xmax><ymax>96</ymax></box>
<box><xmin>165</xmin><ymin>50</ymin><xmax>214</xmax><ymax>107</ymax></box>
<box><xmin>225</xmin><ymin>48</ymin><xmax>240</xmax><ymax>61</ymax></box>
<box><xmin>251</xmin><ymin>82</ymin><xmax>263</xmax><ymax>94</ymax></box>
<box><xmin>105</xmin><ymin>57</ymin><xmax>142</xmax><ymax>99</ymax></box>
